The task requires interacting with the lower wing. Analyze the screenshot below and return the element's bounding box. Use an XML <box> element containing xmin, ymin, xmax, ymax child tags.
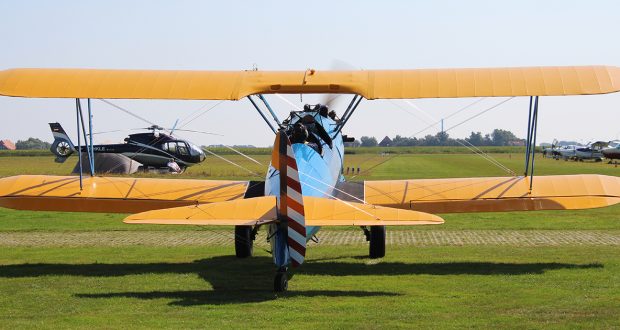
<box><xmin>347</xmin><ymin>174</ymin><xmax>620</xmax><ymax>213</ymax></box>
<box><xmin>0</xmin><ymin>175</ymin><xmax>261</xmax><ymax>213</ymax></box>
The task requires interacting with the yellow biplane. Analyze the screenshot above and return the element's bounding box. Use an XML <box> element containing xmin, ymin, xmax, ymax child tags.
<box><xmin>0</xmin><ymin>66</ymin><xmax>619</xmax><ymax>291</ymax></box>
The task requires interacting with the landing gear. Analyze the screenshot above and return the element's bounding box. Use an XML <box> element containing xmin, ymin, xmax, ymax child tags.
<box><xmin>362</xmin><ymin>226</ymin><xmax>386</xmax><ymax>258</ymax></box>
<box><xmin>274</xmin><ymin>267</ymin><xmax>288</xmax><ymax>292</ymax></box>
<box><xmin>234</xmin><ymin>225</ymin><xmax>255</xmax><ymax>258</ymax></box>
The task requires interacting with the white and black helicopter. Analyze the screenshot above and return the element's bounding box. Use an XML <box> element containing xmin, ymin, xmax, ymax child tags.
<box><xmin>49</xmin><ymin>123</ymin><xmax>206</xmax><ymax>170</ymax></box>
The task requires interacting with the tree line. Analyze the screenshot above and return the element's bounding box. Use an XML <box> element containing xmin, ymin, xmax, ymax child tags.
<box><xmin>356</xmin><ymin>129</ymin><xmax>523</xmax><ymax>147</ymax></box>
<box><xmin>14</xmin><ymin>138</ymin><xmax>51</xmax><ymax>150</ymax></box>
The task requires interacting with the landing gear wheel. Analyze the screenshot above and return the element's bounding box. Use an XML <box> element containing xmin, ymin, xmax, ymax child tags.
<box><xmin>234</xmin><ymin>225</ymin><xmax>253</xmax><ymax>258</ymax></box>
<box><xmin>369</xmin><ymin>226</ymin><xmax>386</xmax><ymax>259</ymax></box>
<box><xmin>274</xmin><ymin>271</ymin><xmax>288</xmax><ymax>292</ymax></box>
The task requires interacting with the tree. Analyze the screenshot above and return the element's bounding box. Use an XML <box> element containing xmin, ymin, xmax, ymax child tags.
<box><xmin>491</xmin><ymin>129</ymin><xmax>518</xmax><ymax>146</ymax></box>
<box><xmin>466</xmin><ymin>131</ymin><xmax>484</xmax><ymax>146</ymax></box>
<box><xmin>15</xmin><ymin>138</ymin><xmax>51</xmax><ymax>150</ymax></box>
<box><xmin>483</xmin><ymin>134</ymin><xmax>492</xmax><ymax>145</ymax></box>
<box><xmin>421</xmin><ymin>134</ymin><xmax>439</xmax><ymax>146</ymax></box>
<box><xmin>360</xmin><ymin>136</ymin><xmax>378</xmax><ymax>147</ymax></box>
<box><xmin>435</xmin><ymin>131</ymin><xmax>449</xmax><ymax>145</ymax></box>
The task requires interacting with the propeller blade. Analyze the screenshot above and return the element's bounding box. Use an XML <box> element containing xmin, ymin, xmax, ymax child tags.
<box><xmin>318</xmin><ymin>59</ymin><xmax>359</xmax><ymax>108</ymax></box>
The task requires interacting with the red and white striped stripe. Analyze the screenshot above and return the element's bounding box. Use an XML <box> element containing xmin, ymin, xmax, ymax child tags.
<box><xmin>278</xmin><ymin>132</ymin><xmax>306</xmax><ymax>267</ymax></box>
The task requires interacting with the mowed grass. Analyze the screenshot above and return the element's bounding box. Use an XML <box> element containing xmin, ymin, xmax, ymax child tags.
<box><xmin>0</xmin><ymin>151</ymin><xmax>619</xmax><ymax>328</ymax></box>
<box><xmin>1</xmin><ymin>246</ymin><xmax>618</xmax><ymax>328</ymax></box>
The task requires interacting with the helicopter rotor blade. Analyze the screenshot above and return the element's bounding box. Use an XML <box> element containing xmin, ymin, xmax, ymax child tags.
<box><xmin>168</xmin><ymin>128</ymin><xmax>223</xmax><ymax>136</ymax></box>
<box><xmin>170</xmin><ymin>119</ymin><xmax>180</xmax><ymax>136</ymax></box>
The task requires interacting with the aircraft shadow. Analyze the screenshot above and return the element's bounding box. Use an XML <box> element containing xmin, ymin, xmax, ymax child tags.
<box><xmin>0</xmin><ymin>256</ymin><xmax>602</xmax><ymax>306</ymax></box>
<box><xmin>75</xmin><ymin>289</ymin><xmax>397</xmax><ymax>306</ymax></box>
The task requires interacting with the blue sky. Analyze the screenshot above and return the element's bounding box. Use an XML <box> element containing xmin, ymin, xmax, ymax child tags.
<box><xmin>1</xmin><ymin>0</ymin><xmax>619</xmax><ymax>146</ymax></box>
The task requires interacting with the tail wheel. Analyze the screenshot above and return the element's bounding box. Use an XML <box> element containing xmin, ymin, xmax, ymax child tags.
<box><xmin>369</xmin><ymin>226</ymin><xmax>386</xmax><ymax>259</ymax></box>
<box><xmin>234</xmin><ymin>225</ymin><xmax>253</xmax><ymax>258</ymax></box>
<box><xmin>274</xmin><ymin>271</ymin><xmax>288</xmax><ymax>292</ymax></box>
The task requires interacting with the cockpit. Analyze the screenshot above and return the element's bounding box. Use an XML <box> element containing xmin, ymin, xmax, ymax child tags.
<box><xmin>163</xmin><ymin>140</ymin><xmax>206</xmax><ymax>161</ymax></box>
<box><xmin>282</xmin><ymin>104</ymin><xmax>335</xmax><ymax>156</ymax></box>
<box><xmin>190</xmin><ymin>143</ymin><xmax>207</xmax><ymax>161</ymax></box>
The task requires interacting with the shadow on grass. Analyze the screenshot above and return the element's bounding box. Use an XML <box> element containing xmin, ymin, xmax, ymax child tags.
<box><xmin>75</xmin><ymin>289</ymin><xmax>397</xmax><ymax>306</ymax></box>
<box><xmin>0</xmin><ymin>256</ymin><xmax>603</xmax><ymax>305</ymax></box>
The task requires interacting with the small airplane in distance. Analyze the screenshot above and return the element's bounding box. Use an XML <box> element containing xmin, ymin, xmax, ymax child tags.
<box><xmin>575</xmin><ymin>142</ymin><xmax>606</xmax><ymax>162</ymax></box>
<box><xmin>49</xmin><ymin>123</ymin><xmax>206</xmax><ymax>171</ymax></box>
<box><xmin>602</xmin><ymin>140</ymin><xmax>620</xmax><ymax>162</ymax></box>
<box><xmin>552</xmin><ymin>144</ymin><xmax>579</xmax><ymax>161</ymax></box>
<box><xmin>551</xmin><ymin>142</ymin><xmax>606</xmax><ymax>162</ymax></box>
<box><xmin>1</xmin><ymin>65</ymin><xmax>620</xmax><ymax>291</ymax></box>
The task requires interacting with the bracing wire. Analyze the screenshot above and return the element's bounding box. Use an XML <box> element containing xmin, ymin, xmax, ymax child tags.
<box><xmin>454</xmin><ymin>138</ymin><xmax>517</xmax><ymax>176</ymax></box>
<box><xmin>274</xmin><ymin>94</ymin><xmax>303</xmax><ymax>111</ymax></box>
<box><xmin>296</xmin><ymin>172</ymin><xmax>380</xmax><ymax>220</ymax></box>
<box><xmin>201</xmin><ymin>147</ymin><xmax>261</xmax><ymax>177</ymax></box>
<box><xmin>99</xmin><ymin>99</ymin><xmax>157</xmax><ymax>127</ymax></box>
<box><xmin>442</xmin><ymin>97</ymin><xmax>517</xmax><ymax>176</ymax></box>
<box><xmin>396</xmin><ymin>96</ymin><xmax>517</xmax><ymax>177</ymax></box>
<box><xmin>178</xmin><ymin>101</ymin><xmax>225</xmax><ymax>129</ymax></box>
<box><xmin>299</xmin><ymin>171</ymin><xmax>367</xmax><ymax>205</ymax></box>
<box><xmin>221</xmin><ymin>145</ymin><xmax>264</xmax><ymax>165</ymax></box>
<box><xmin>409</xmin><ymin>98</ymin><xmax>485</xmax><ymax>138</ymax></box>
<box><xmin>96</xmin><ymin>99</ymin><xmax>253</xmax><ymax>176</ymax></box>
<box><xmin>388</xmin><ymin>100</ymin><xmax>433</xmax><ymax>125</ymax></box>
<box><xmin>444</xmin><ymin>97</ymin><xmax>514</xmax><ymax>133</ymax></box>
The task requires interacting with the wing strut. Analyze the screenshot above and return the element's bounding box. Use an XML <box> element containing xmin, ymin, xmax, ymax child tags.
<box><xmin>257</xmin><ymin>94</ymin><xmax>282</xmax><ymax>127</ymax></box>
<box><xmin>247</xmin><ymin>95</ymin><xmax>277</xmax><ymax>134</ymax></box>
<box><xmin>333</xmin><ymin>94</ymin><xmax>362</xmax><ymax>138</ymax></box>
<box><xmin>76</xmin><ymin>99</ymin><xmax>95</xmax><ymax>177</ymax></box>
<box><xmin>74</xmin><ymin>98</ymin><xmax>96</xmax><ymax>189</ymax></box>
<box><xmin>523</xmin><ymin>96</ymin><xmax>540</xmax><ymax>191</ymax></box>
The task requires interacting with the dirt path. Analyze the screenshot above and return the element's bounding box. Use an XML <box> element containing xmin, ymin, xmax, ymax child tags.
<box><xmin>1</xmin><ymin>230</ymin><xmax>619</xmax><ymax>247</ymax></box>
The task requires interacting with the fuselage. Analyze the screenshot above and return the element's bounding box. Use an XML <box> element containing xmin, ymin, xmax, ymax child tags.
<box><xmin>575</xmin><ymin>146</ymin><xmax>604</xmax><ymax>160</ymax></box>
<box><xmin>264</xmin><ymin>110</ymin><xmax>344</xmax><ymax>267</ymax></box>
<box><xmin>602</xmin><ymin>146</ymin><xmax>620</xmax><ymax>160</ymax></box>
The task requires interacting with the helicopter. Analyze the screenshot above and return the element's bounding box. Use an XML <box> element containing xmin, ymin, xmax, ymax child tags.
<box><xmin>49</xmin><ymin>123</ymin><xmax>206</xmax><ymax>171</ymax></box>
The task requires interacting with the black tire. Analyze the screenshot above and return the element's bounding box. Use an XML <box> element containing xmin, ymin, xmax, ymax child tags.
<box><xmin>274</xmin><ymin>272</ymin><xmax>288</xmax><ymax>292</ymax></box>
<box><xmin>369</xmin><ymin>226</ymin><xmax>386</xmax><ymax>259</ymax></box>
<box><xmin>234</xmin><ymin>225</ymin><xmax>253</xmax><ymax>258</ymax></box>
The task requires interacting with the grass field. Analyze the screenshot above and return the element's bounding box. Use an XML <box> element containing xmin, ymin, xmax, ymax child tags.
<box><xmin>0</xmin><ymin>151</ymin><xmax>619</xmax><ymax>328</ymax></box>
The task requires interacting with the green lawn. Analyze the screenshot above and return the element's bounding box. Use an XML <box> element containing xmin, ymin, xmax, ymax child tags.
<box><xmin>0</xmin><ymin>151</ymin><xmax>619</xmax><ymax>328</ymax></box>
<box><xmin>0</xmin><ymin>246</ymin><xmax>618</xmax><ymax>328</ymax></box>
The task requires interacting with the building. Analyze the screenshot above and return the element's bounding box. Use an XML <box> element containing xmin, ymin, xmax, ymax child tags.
<box><xmin>0</xmin><ymin>139</ymin><xmax>16</xmax><ymax>150</ymax></box>
<box><xmin>507</xmin><ymin>139</ymin><xmax>526</xmax><ymax>147</ymax></box>
<box><xmin>379</xmin><ymin>136</ymin><xmax>392</xmax><ymax>147</ymax></box>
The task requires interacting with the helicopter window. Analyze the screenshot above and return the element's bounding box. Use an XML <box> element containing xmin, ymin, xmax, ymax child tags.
<box><xmin>177</xmin><ymin>143</ymin><xmax>189</xmax><ymax>156</ymax></box>
<box><xmin>163</xmin><ymin>142</ymin><xmax>177</xmax><ymax>154</ymax></box>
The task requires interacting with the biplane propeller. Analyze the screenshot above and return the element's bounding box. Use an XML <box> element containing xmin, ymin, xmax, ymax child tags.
<box><xmin>1</xmin><ymin>66</ymin><xmax>620</xmax><ymax>291</ymax></box>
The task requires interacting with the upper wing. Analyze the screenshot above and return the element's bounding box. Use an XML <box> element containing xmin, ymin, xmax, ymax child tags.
<box><xmin>1</xmin><ymin>66</ymin><xmax>619</xmax><ymax>100</ymax></box>
<box><xmin>0</xmin><ymin>175</ymin><xmax>255</xmax><ymax>213</ymax></box>
<box><xmin>124</xmin><ymin>196</ymin><xmax>444</xmax><ymax>226</ymax></box>
<box><xmin>335</xmin><ymin>174</ymin><xmax>620</xmax><ymax>213</ymax></box>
